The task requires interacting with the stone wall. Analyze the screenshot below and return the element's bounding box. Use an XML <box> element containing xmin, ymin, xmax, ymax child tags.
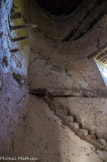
<box><xmin>0</xmin><ymin>0</ymin><xmax>29</xmax><ymax>156</ymax></box>
<box><xmin>0</xmin><ymin>0</ymin><xmax>107</xmax><ymax>162</ymax></box>
<box><xmin>0</xmin><ymin>0</ymin><xmax>13</xmax><ymax>73</ymax></box>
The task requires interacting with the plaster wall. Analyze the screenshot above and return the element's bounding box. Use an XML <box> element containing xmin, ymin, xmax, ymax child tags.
<box><xmin>0</xmin><ymin>0</ymin><xmax>107</xmax><ymax>162</ymax></box>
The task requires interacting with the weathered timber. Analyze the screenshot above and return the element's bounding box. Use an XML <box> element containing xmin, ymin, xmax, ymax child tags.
<box><xmin>62</xmin><ymin>4</ymin><xmax>95</xmax><ymax>42</ymax></box>
<box><xmin>62</xmin><ymin>1</ymin><xmax>105</xmax><ymax>42</ymax></box>
<box><xmin>100</xmin><ymin>56</ymin><xmax>107</xmax><ymax>63</ymax></box>
<box><xmin>11</xmin><ymin>12</ymin><xmax>22</xmax><ymax>19</ymax></box>
<box><xmin>11</xmin><ymin>36</ymin><xmax>30</xmax><ymax>42</ymax></box>
<box><xmin>73</xmin><ymin>8</ymin><xmax>106</xmax><ymax>41</ymax></box>
<box><xmin>29</xmin><ymin>88</ymin><xmax>47</xmax><ymax>97</ymax></box>
<box><xmin>62</xmin><ymin>27</ymin><xmax>78</xmax><ymax>42</ymax></box>
<box><xmin>10</xmin><ymin>24</ymin><xmax>36</xmax><ymax>30</ymax></box>
<box><xmin>96</xmin><ymin>51</ymin><xmax>107</xmax><ymax>60</ymax></box>
<box><xmin>29</xmin><ymin>88</ymin><xmax>107</xmax><ymax>98</ymax></box>
<box><xmin>10</xmin><ymin>49</ymin><xmax>19</xmax><ymax>53</ymax></box>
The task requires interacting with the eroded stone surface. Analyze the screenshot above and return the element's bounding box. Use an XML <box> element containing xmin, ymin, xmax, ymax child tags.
<box><xmin>0</xmin><ymin>0</ymin><xmax>107</xmax><ymax>162</ymax></box>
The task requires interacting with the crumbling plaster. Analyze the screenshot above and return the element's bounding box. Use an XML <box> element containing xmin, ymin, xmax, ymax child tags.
<box><xmin>0</xmin><ymin>0</ymin><xmax>107</xmax><ymax>162</ymax></box>
<box><xmin>23</xmin><ymin>0</ymin><xmax>107</xmax><ymax>90</ymax></box>
<box><xmin>22</xmin><ymin>0</ymin><xmax>107</xmax><ymax>144</ymax></box>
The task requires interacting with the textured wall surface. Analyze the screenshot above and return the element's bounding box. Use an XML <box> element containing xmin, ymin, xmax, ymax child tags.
<box><xmin>23</xmin><ymin>0</ymin><xmax>107</xmax><ymax>161</ymax></box>
<box><xmin>25</xmin><ymin>0</ymin><xmax>107</xmax><ymax>90</ymax></box>
<box><xmin>0</xmin><ymin>0</ymin><xmax>107</xmax><ymax>162</ymax></box>
<box><xmin>0</xmin><ymin>0</ymin><xmax>13</xmax><ymax>72</ymax></box>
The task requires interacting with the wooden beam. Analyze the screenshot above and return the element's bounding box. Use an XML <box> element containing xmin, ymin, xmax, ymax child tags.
<box><xmin>11</xmin><ymin>36</ymin><xmax>30</xmax><ymax>42</ymax></box>
<box><xmin>10</xmin><ymin>24</ymin><xmax>36</xmax><ymax>30</ymax></box>
<box><xmin>29</xmin><ymin>88</ymin><xmax>107</xmax><ymax>98</ymax></box>
<box><xmin>29</xmin><ymin>88</ymin><xmax>47</xmax><ymax>97</ymax></box>
<box><xmin>100</xmin><ymin>56</ymin><xmax>107</xmax><ymax>62</ymax></box>
<box><xmin>96</xmin><ymin>52</ymin><xmax>107</xmax><ymax>60</ymax></box>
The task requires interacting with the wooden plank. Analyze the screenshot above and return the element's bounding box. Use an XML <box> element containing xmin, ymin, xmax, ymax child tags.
<box><xmin>29</xmin><ymin>88</ymin><xmax>107</xmax><ymax>98</ymax></box>
<box><xmin>10</xmin><ymin>24</ymin><xmax>36</xmax><ymax>30</ymax></box>
<box><xmin>11</xmin><ymin>36</ymin><xmax>30</xmax><ymax>42</ymax></box>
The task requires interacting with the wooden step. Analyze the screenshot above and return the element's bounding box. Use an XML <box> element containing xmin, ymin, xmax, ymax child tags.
<box><xmin>11</xmin><ymin>36</ymin><xmax>30</xmax><ymax>42</ymax></box>
<box><xmin>10</xmin><ymin>24</ymin><xmax>36</xmax><ymax>30</ymax></box>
